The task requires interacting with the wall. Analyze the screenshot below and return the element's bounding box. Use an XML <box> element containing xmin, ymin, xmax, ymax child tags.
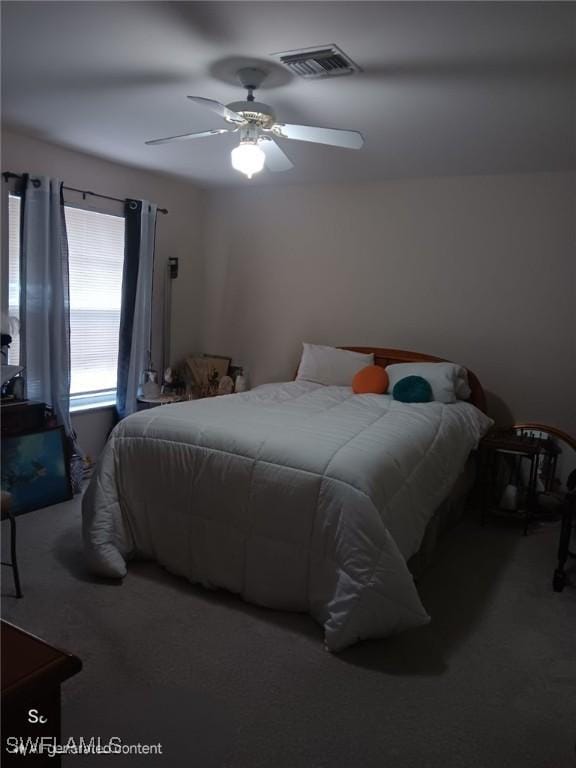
<box><xmin>201</xmin><ymin>172</ymin><xmax>576</xmax><ymax>434</ymax></box>
<box><xmin>2</xmin><ymin>128</ymin><xmax>203</xmax><ymax>458</ymax></box>
<box><xmin>3</xmin><ymin>129</ymin><xmax>575</xmax><ymax>444</ymax></box>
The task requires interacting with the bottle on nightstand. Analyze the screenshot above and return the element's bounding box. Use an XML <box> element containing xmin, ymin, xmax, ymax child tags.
<box><xmin>142</xmin><ymin>367</ymin><xmax>161</xmax><ymax>399</ymax></box>
<box><xmin>234</xmin><ymin>369</ymin><xmax>247</xmax><ymax>393</ymax></box>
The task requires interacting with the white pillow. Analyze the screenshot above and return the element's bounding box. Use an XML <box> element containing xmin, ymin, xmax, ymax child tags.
<box><xmin>386</xmin><ymin>362</ymin><xmax>471</xmax><ymax>404</ymax></box>
<box><xmin>296</xmin><ymin>344</ymin><xmax>374</xmax><ymax>387</ymax></box>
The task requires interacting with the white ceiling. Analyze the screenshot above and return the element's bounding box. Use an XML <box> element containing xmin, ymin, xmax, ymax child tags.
<box><xmin>2</xmin><ymin>1</ymin><xmax>575</xmax><ymax>188</ymax></box>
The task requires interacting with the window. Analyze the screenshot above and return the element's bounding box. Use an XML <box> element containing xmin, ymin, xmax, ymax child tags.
<box><xmin>66</xmin><ymin>206</ymin><xmax>125</xmax><ymax>406</ymax></box>
<box><xmin>7</xmin><ymin>197</ymin><xmax>125</xmax><ymax>409</ymax></box>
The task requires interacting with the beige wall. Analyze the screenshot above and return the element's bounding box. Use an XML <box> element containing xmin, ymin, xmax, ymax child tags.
<box><xmin>2</xmin><ymin>128</ymin><xmax>203</xmax><ymax>456</ymax></box>
<box><xmin>201</xmin><ymin>172</ymin><xmax>576</xmax><ymax>434</ymax></box>
<box><xmin>3</xmin><ymin>127</ymin><xmax>575</xmax><ymax>445</ymax></box>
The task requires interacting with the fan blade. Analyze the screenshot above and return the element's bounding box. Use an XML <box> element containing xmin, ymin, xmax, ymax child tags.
<box><xmin>260</xmin><ymin>138</ymin><xmax>294</xmax><ymax>172</ymax></box>
<box><xmin>187</xmin><ymin>96</ymin><xmax>246</xmax><ymax>125</ymax></box>
<box><xmin>145</xmin><ymin>128</ymin><xmax>232</xmax><ymax>146</ymax></box>
<box><xmin>272</xmin><ymin>123</ymin><xmax>364</xmax><ymax>150</ymax></box>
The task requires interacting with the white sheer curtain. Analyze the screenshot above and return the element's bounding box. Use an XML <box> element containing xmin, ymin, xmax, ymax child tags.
<box><xmin>20</xmin><ymin>175</ymin><xmax>75</xmax><ymax>440</ymax></box>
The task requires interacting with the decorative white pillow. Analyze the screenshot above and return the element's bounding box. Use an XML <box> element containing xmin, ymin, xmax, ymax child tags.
<box><xmin>296</xmin><ymin>344</ymin><xmax>374</xmax><ymax>387</ymax></box>
<box><xmin>386</xmin><ymin>362</ymin><xmax>471</xmax><ymax>404</ymax></box>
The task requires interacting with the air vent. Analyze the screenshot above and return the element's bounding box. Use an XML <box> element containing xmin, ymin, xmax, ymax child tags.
<box><xmin>272</xmin><ymin>45</ymin><xmax>361</xmax><ymax>79</ymax></box>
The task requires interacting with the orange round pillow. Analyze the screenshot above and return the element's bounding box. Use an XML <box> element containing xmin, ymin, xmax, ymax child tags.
<box><xmin>352</xmin><ymin>365</ymin><xmax>389</xmax><ymax>395</ymax></box>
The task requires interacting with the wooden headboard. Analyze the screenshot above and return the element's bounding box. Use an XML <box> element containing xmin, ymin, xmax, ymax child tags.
<box><xmin>341</xmin><ymin>346</ymin><xmax>487</xmax><ymax>413</ymax></box>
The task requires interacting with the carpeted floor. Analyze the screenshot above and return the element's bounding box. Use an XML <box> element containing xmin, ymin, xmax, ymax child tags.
<box><xmin>2</xmin><ymin>494</ymin><xmax>575</xmax><ymax>768</ymax></box>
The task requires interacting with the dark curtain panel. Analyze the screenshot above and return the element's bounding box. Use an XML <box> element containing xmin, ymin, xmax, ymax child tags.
<box><xmin>116</xmin><ymin>200</ymin><xmax>141</xmax><ymax>418</ymax></box>
<box><xmin>116</xmin><ymin>199</ymin><xmax>157</xmax><ymax>418</ymax></box>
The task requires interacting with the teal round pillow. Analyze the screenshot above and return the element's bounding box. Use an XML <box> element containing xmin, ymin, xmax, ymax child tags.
<box><xmin>392</xmin><ymin>375</ymin><xmax>432</xmax><ymax>403</ymax></box>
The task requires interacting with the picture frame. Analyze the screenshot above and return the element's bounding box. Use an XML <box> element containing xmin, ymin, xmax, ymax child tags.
<box><xmin>1</xmin><ymin>426</ymin><xmax>73</xmax><ymax>515</ymax></box>
<box><xmin>202</xmin><ymin>354</ymin><xmax>231</xmax><ymax>380</ymax></box>
<box><xmin>184</xmin><ymin>354</ymin><xmax>232</xmax><ymax>398</ymax></box>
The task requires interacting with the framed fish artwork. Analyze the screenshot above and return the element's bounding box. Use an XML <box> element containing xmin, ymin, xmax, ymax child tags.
<box><xmin>1</xmin><ymin>426</ymin><xmax>73</xmax><ymax>515</ymax></box>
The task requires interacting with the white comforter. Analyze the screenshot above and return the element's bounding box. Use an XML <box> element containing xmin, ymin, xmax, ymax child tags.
<box><xmin>82</xmin><ymin>382</ymin><xmax>492</xmax><ymax>651</ymax></box>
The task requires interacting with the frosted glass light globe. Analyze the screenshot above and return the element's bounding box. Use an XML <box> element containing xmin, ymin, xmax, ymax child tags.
<box><xmin>231</xmin><ymin>143</ymin><xmax>265</xmax><ymax>179</ymax></box>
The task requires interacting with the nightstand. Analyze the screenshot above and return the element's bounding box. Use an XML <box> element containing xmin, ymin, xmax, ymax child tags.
<box><xmin>479</xmin><ymin>428</ymin><xmax>560</xmax><ymax>534</ymax></box>
<box><xmin>136</xmin><ymin>394</ymin><xmax>187</xmax><ymax>410</ymax></box>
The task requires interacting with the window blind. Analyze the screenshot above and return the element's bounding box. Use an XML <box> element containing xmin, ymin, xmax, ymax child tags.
<box><xmin>65</xmin><ymin>206</ymin><xmax>125</xmax><ymax>396</ymax></box>
<box><xmin>7</xmin><ymin>194</ymin><xmax>21</xmax><ymax>365</ymax></box>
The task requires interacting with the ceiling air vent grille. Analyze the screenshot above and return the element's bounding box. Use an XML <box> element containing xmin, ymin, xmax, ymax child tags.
<box><xmin>272</xmin><ymin>45</ymin><xmax>361</xmax><ymax>79</ymax></box>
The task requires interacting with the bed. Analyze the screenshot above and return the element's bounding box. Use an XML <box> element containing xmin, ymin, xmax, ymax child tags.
<box><xmin>82</xmin><ymin>346</ymin><xmax>492</xmax><ymax>651</ymax></box>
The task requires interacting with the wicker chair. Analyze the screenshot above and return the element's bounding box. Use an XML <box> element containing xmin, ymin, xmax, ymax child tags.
<box><xmin>553</xmin><ymin>469</ymin><xmax>576</xmax><ymax>592</ymax></box>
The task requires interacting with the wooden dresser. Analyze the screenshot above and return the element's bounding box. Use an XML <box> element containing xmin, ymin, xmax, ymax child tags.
<box><xmin>1</xmin><ymin>621</ymin><xmax>82</xmax><ymax>766</ymax></box>
<box><xmin>0</xmin><ymin>400</ymin><xmax>47</xmax><ymax>437</ymax></box>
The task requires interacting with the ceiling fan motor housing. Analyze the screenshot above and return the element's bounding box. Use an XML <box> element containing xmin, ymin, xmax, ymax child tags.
<box><xmin>226</xmin><ymin>101</ymin><xmax>276</xmax><ymax>128</ymax></box>
<box><xmin>237</xmin><ymin>67</ymin><xmax>268</xmax><ymax>91</ymax></box>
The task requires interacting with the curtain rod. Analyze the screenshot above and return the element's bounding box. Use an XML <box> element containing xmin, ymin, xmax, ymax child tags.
<box><xmin>2</xmin><ymin>171</ymin><xmax>168</xmax><ymax>215</ymax></box>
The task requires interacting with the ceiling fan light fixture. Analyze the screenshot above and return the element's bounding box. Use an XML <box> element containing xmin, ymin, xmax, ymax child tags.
<box><xmin>231</xmin><ymin>141</ymin><xmax>266</xmax><ymax>179</ymax></box>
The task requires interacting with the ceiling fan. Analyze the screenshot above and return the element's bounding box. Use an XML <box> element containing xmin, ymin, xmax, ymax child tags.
<box><xmin>145</xmin><ymin>67</ymin><xmax>364</xmax><ymax>179</ymax></box>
